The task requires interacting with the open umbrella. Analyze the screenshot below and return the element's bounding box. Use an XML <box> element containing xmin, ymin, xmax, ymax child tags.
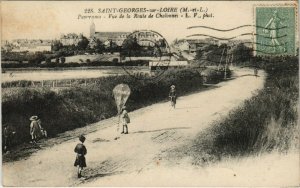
<box><xmin>112</xmin><ymin>84</ymin><xmax>131</xmax><ymax>132</ymax></box>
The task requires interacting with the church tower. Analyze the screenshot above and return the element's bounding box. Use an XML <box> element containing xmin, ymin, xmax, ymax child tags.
<box><xmin>90</xmin><ymin>21</ymin><xmax>95</xmax><ymax>38</ymax></box>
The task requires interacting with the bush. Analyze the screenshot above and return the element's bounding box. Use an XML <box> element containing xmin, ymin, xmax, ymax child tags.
<box><xmin>55</xmin><ymin>58</ymin><xmax>60</xmax><ymax>64</ymax></box>
<box><xmin>60</xmin><ymin>57</ymin><xmax>66</xmax><ymax>64</ymax></box>
<box><xmin>112</xmin><ymin>58</ymin><xmax>119</xmax><ymax>63</ymax></box>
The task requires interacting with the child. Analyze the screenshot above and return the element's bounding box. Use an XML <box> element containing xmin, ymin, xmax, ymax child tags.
<box><xmin>37</xmin><ymin>119</ymin><xmax>47</xmax><ymax>138</ymax></box>
<box><xmin>29</xmin><ymin>116</ymin><xmax>42</xmax><ymax>143</ymax></box>
<box><xmin>169</xmin><ymin>85</ymin><xmax>177</xmax><ymax>109</ymax></box>
<box><xmin>3</xmin><ymin>124</ymin><xmax>16</xmax><ymax>153</ymax></box>
<box><xmin>121</xmin><ymin>106</ymin><xmax>130</xmax><ymax>134</ymax></box>
<box><xmin>74</xmin><ymin>135</ymin><xmax>87</xmax><ymax>178</ymax></box>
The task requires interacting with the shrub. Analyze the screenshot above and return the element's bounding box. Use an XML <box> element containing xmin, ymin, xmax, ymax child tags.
<box><xmin>60</xmin><ymin>57</ymin><xmax>66</xmax><ymax>64</ymax></box>
<box><xmin>112</xmin><ymin>58</ymin><xmax>118</xmax><ymax>63</ymax></box>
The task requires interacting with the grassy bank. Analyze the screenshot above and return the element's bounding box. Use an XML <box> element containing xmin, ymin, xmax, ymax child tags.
<box><xmin>2</xmin><ymin>68</ymin><xmax>229</xmax><ymax>148</ymax></box>
<box><xmin>189</xmin><ymin>57</ymin><xmax>298</xmax><ymax>163</ymax></box>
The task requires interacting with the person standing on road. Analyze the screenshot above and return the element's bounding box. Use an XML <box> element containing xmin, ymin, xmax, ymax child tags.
<box><xmin>3</xmin><ymin>124</ymin><xmax>16</xmax><ymax>153</ymax></box>
<box><xmin>254</xmin><ymin>67</ymin><xmax>258</xmax><ymax>77</ymax></box>
<box><xmin>37</xmin><ymin>119</ymin><xmax>47</xmax><ymax>138</ymax></box>
<box><xmin>74</xmin><ymin>135</ymin><xmax>87</xmax><ymax>178</ymax></box>
<box><xmin>29</xmin><ymin>116</ymin><xmax>42</xmax><ymax>143</ymax></box>
<box><xmin>169</xmin><ymin>85</ymin><xmax>177</xmax><ymax>109</ymax></box>
<box><xmin>121</xmin><ymin>106</ymin><xmax>130</xmax><ymax>134</ymax></box>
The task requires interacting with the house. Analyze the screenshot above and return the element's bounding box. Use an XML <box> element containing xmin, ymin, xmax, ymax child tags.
<box><xmin>90</xmin><ymin>23</ymin><xmax>167</xmax><ymax>48</ymax></box>
<box><xmin>90</xmin><ymin>22</ymin><xmax>130</xmax><ymax>46</ymax></box>
<box><xmin>60</xmin><ymin>33</ymin><xmax>84</xmax><ymax>46</ymax></box>
<box><xmin>10</xmin><ymin>39</ymin><xmax>52</xmax><ymax>52</ymax></box>
<box><xmin>175</xmin><ymin>38</ymin><xmax>219</xmax><ymax>53</ymax></box>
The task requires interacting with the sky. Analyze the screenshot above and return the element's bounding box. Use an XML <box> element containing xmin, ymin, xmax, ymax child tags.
<box><xmin>1</xmin><ymin>1</ymin><xmax>297</xmax><ymax>43</ymax></box>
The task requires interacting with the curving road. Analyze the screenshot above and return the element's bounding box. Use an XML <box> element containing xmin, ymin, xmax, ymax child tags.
<box><xmin>3</xmin><ymin>68</ymin><xmax>268</xmax><ymax>186</ymax></box>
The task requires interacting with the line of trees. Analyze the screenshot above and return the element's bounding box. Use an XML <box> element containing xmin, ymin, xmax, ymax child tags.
<box><xmin>52</xmin><ymin>36</ymin><xmax>120</xmax><ymax>54</ymax></box>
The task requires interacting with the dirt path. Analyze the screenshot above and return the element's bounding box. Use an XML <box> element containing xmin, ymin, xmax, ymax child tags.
<box><xmin>3</xmin><ymin>68</ymin><xmax>266</xmax><ymax>186</ymax></box>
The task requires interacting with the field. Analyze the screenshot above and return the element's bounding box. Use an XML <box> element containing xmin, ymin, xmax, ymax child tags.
<box><xmin>2</xmin><ymin>68</ymin><xmax>123</xmax><ymax>83</ymax></box>
<box><xmin>1</xmin><ymin>67</ymin><xmax>149</xmax><ymax>83</ymax></box>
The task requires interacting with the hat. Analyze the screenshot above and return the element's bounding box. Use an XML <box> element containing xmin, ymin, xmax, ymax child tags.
<box><xmin>171</xmin><ymin>85</ymin><xmax>175</xmax><ymax>89</ymax></box>
<box><xmin>30</xmin><ymin>116</ymin><xmax>38</xmax><ymax>121</ymax></box>
<box><xmin>79</xmin><ymin>135</ymin><xmax>86</xmax><ymax>142</ymax></box>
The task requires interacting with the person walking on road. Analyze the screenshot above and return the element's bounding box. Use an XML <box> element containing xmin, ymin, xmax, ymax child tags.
<box><xmin>29</xmin><ymin>116</ymin><xmax>42</xmax><ymax>143</ymax></box>
<box><xmin>169</xmin><ymin>85</ymin><xmax>177</xmax><ymax>109</ymax></box>
<box><xmin>74</xmin><ymin>135</ymin><xmax>87</xmax><ymax>178</ymax></box>
<box><xmin>121</xmin><ymin>106</ymin><xmax>130</xmax><ymax>134</ymax></box>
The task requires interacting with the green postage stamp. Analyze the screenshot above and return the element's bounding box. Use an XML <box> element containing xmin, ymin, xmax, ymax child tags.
<box><xmin>255</xmin><ymin>5</ymin><xmax>297</xmax><ymax>56</ymax></box>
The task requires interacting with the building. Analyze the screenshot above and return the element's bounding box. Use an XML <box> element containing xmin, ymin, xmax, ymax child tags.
<box><xmin>1</xmin><ymin>40</ymin><xmax>13</xmax><ymax>52</ymax></box>
<box><xmin>10</xmin><ymin>39</ymin><xmax>52</xmax><ymax>52</ymax></box>
<box><xmin>131</xmin><ymin>31</ymin><xmax>165</xmax><ymax>47</ymax></box>
<box><xmin>175</xmin><ymin>38</ymin><xmax>219</xmax><ymax>53</ymax></box>
<box><xmin>90</xmin><ymin>22</ymin><xmax>130</xmax><ymax>46</ymax></box>
<box><xmin>89</xmin><ymin>22</ymin><xmax>167</xmax><ymax>48</ymax></box>
<box><xmin>60</xmin><ymin>33</ymin><xmax>84</xmax><ymax>46</ymax></box>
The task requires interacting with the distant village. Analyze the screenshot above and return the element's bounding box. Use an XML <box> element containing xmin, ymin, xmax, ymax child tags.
<box><xmin>1</xmin><ymin>22</ymin><xmax>252</xmax><ymax>54</ymax></box>
<box><xmin>173</xmin><ymin>38</ymin><xmax>252</xmax><ymax>54</ymax></box>
<box><xmin>1</xmin><ymin>22</ymin><xmax>130</xmax><ymax>53</ymax></box>
<box><xmin>1</xmin><ymin>22</ymin><xmax>255</xmax><ymax>71</ymax></box>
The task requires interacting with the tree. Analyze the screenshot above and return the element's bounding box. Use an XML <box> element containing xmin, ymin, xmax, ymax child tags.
<box><xmin>28</xmin><ymin>52</ymin><xmax>45</xmax><ymax>65</ymax></box>
<box><xmin>232</xmin><ymin>43</ymin><xmax>252</xmax><ymax>63</ymax></box>
<box><xmin>158</xmin><ymin>39</ymin><xmax>166</xmax><ymax>48</ymax></box>
<box><xmin>60</xmin><ymin>57</ymin><xmax>66</xmax><ymax>64</ymax></box>
<box><xmin>95</xmin><ymin>39</ymin><xmax>105</xmax><ymax>53</ymax></box>
<box><xmin>45</xmin><ymin>58</ymin><xmax>51</xmax><ymax>64</ymax></box>
<box><xmin>109</xmin><ymin>40</ymin><xmax>118</xmax><ymax>53</ymax></box>
<box><xmin>55</xmin><ymin>57</ymin><xmax>60</xmax><ymax>63</ymax></box>
<box><xmin>77</xmin><ymin>36</ymin><xmax>89</xmax><ymax>50</ymax></box>
<box><xmin>52</xmin><ymin>41</ymin><xmax>63</xmax><ymax>51</ymax></box>
<box><xmin>122</xmin><ymin>36</ymin><xmax>141</xmax><ymax>56</ymax></box>
<box><xmin>122</xmin><ymin>36</ymin><xmax>140</xmax><ymax>50</ymax></box>
<box><xmin>195</xmin><ymin>44</ymin><xmax>219</xmax><ymax>65</ymax></box>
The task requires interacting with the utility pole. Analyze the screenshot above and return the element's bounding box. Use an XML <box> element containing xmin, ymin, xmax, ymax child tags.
<box><xmin>218</xmin><ymin>47</ymin><xmax>226</xmax><ymax>71</ymax></box>
<box><xmin>224</xmin><ymin>48</ymin><xmax>228</xmax><ymax>79</ymax></box>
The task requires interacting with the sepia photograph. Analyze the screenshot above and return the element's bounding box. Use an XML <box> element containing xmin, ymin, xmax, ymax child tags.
<box><xmin>1</xmin><ymin>0</ymin><xmax>299</xmax><ymax>186</ymax></box>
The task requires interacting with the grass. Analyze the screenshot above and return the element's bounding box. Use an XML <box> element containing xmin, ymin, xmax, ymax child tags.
<box><xmin>188</xmin><ymin>57</ymin><xmax>299</xmax><ymax>164</ymax></box>
<box><xmin>2</xmin><ymin>67</ymin><xmax>229</xmax><ymax>148</ymax></box>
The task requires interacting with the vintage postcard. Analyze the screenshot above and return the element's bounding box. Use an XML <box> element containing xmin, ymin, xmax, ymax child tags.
<box><xmin>1</xmin><ymin>0</ymin><xmax>299</xmax><ymax>187</ymax></box>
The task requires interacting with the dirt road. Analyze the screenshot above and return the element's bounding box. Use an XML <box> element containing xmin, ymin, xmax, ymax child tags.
<box><xmin>3</xmin><ymin>68</ymin><xmax>268</xmax><ymax>186</ymax></box>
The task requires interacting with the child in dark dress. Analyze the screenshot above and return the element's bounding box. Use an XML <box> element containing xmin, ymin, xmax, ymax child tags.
<box><xmin>74</xmin><ymin>135</ymin><xmax>87</xmax><ymax>178</ymax></box>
